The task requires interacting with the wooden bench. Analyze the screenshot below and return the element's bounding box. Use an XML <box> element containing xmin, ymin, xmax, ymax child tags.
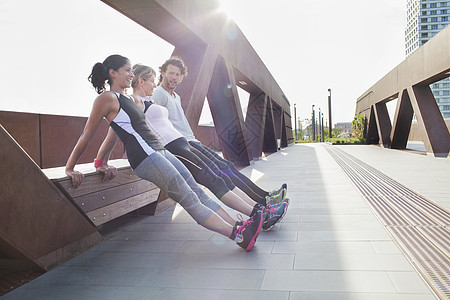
<box><xmin>43</xmin><ymin>159</ymin><xmax>161</xmax><ymax>227</ymax></box>
<box><xmin>0</xmin><ymin>123</ymin><xmax>168</xmax><ymax>272</ymax></box>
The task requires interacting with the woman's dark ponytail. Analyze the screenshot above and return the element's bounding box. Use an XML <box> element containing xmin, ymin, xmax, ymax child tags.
<box><xmin>88</xmin><ymin>63</ymin><xmax>108</xmax><ymax>94</ymax></box>
<box><xmin>88</xmin><ymin>54</ymin><xmax>129</xmax><ymax>94</ymax></box>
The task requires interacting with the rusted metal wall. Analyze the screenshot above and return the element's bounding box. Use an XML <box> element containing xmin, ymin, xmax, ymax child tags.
<box><xmin>102</xmin><ymin>0</ymin><xmax>292</xmax><ymax>166</ymax></box>
<box><xmin>356</xmin><ymin>26</ymin><xmax>450</xmax><ymax>157</ymax></box>
<box><xmin>196</xmin><ymin>125</ymin><xmax>221</xmax><ymax>152</ymax></box>
<box><xmin>409</xmin><ymin>119</ymin><xmax>450</xmax><ymax>143</ymax></box>
<box><xmin>0</xmin><ymin>110</ymin><xmax>125</xmax><ymax>168</ymax></box>
<box><xmin>0</xmin><ymin>125</ymin><xmax>102</xmax><ymax>271</ymax></box>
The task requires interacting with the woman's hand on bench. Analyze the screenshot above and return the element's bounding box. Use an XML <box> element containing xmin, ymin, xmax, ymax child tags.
<box><xmin>96</xmin><ymin>164</ymin><xmax>118</xmax><ymax>182</ymax></box>
<box><xmin>65</xmin><ymin>169</ymin><xmax>84</xmax><ymax>188</ymax></box>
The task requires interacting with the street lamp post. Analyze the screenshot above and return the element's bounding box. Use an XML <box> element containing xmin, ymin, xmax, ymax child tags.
<box><xmin>294</xmin><ymin>103</ymin><xmax>297</xmax><ymax>142</ymax></box>
<box><xmin>328</xmin><ymin>88</ymin><xmax>332</xmax><ymax>138</ymax></box>
<box><xmin>319</xmin><ymin>108</ymin><xmax>321</xmax><ymax>142</ymax></box>
<box><xmin>298</xmin><ymin>117</ymin><xmax>302</xmax><ymax>140</ymax></box>
<box><xmin>312</xmin><ymin>105</ymin><xmax>315</xmax><ymax>141</ymax></box>
<box><xmin>321</xmin><ymin>113</ymin><xmax>325</xmax><ymax>142</ymax></box>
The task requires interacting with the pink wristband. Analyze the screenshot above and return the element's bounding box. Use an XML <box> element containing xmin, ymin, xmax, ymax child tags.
<box><xmin>94</xmin><ymin>159</ymin><xmax>104</xmax><ymax>168</ymax></box>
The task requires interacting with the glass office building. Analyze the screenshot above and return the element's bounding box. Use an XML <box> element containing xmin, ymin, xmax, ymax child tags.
<box><xmin>405</xmin><ymin>0</ymin><xmax>450</xmax><ymax>119</ymax></box>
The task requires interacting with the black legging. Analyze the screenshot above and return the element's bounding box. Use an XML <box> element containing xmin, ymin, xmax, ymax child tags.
<box><xmin>165</xmin><ymin>137</ymin><xmax>233</xmax><ymax>199</ymax></box>
<box><xmin>188</xmin><ymin>141</ymin><xmax>269</xmax><ymax>202</ymax></box>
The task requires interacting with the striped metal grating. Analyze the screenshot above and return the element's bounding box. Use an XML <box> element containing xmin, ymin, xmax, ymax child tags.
<box><xmin>326</xmin><ymin>145</ymin><xmax>450</xmax><ymax>299</ymax></box>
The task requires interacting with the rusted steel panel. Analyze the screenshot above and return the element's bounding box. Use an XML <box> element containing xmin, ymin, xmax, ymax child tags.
<box><xmin>0</xmin><ymin>111</ymin><xmax>125</xmax><ymax>169</ymax></box>
<box><xmin>207</xmin><ymin>57</ymin><xmax>250</xmax><ymax>166</ymax></box>
<box><xmin>101</xmin><ymin>0</ymin><xmax>291</xmax><ymax>161</ymax></box>
<box><xmin>391</xmin><ymin>89</ymin><xmax>414</xmax><ymax>149</ymax></box>
<box><xmin>357</xmin><ymin>26</ymin><xmax>450</xmax><ymax>109</ymax></box>
<box><xmin>196</xmin><ymin>125</ymin><xmax>221</xmax><ymax>152</ymax></box>
<box><xmin>409</xmin><ymin>119</ymin><xmax>450</xmax><ymax>142</ymax></box>
<box><xmin>245</xmin><ymin>92</ymin><xmax>267</xmax><ymax>159</ymax></box>
<box><xmin>356</xmin><ymin>25</ymin><xmax>450</xmax><ymax>157</ymax></box>
<box><xmin>40</xmin><ymin>114</ymin><xmax>124</xmax><ymax>168</ymax></box>
<box><xmin>0</xmin><ymin>125</ymin><xmax>101</xmax><ymax>271</ymax></box>
<box><xmin>408</xmin><ymin>85</ymin><xmax>450</xmax><ymax>157</ymax></box>
<box><xmin>374</xmin><ymin>103</ymin><xmax>392</xmax><ymax>148</ymax></box>
<box><xmin>0</xmin><ymin>111</ymin><xmax>41</xmax><ymax>166</ymax></box>
<box><xmin>366</xmin><ymin>106</ymin><xmax>380</xmax><ymax>145</ymax></box>
<box><xmin>263</xmin><ymin>96</ymin><xmax>278</xmax><ymax>153</ymax></box>
<box><xmin>172</xmin><ymin>44</ymin><xmax>217</xmax><ymax>134</ymax></box>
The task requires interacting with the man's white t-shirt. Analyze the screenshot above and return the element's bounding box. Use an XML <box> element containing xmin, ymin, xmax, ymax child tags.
<box><xmin>152</xmin><ymin>85</ymin><xmax>199</xmax><ymax>142</ymax></box>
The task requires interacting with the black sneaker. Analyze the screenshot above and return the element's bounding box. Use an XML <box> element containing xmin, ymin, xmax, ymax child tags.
<box><xmin>232</xmin><ymin>211</ymin><xmax>263</xmax><ymax>251</ymax></box>
<box><xmin>262</xmin><ymin>198</ymin><xmax>289</xmax><ymax>231</ymax></box>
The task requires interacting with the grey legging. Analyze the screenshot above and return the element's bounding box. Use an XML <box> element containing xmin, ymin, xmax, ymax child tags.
<box><xmin>134</xmin><ymin>150</ymin><xmax>221</xmax><ymax>224</ymax></box>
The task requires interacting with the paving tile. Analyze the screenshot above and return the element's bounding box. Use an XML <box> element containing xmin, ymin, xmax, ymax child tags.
<box><xmin>2</xmin><ymin>285</ymin><xmax>155</xmax><ymax>300</ymax></box>
<box><xmin>143</xmin><ymin>288</ymin><xmax>289</xmax><ymax>300</ymax></box>
<box><xmin>64</xmin><ymin>251</ymin><xmax>194</xmax><ymax>268</ymax></box>
<box><xmin>123</xmin><ymin>223</ymin><xmax>202</xmax><ymax>232</ymax></box>
<box><xmin>23</xmin><ymin>265</ymin><xmax>151</xmax><ymax>287</ymax></box>
<box><xmin>289</xmin><ymin>291</ymin><xmax>436</xmax><ymax>300</ymax></box>
<box><xmin>262</xmin><ymin>270</ymin><xmax>397</xmax><ymax>293</ymax></box>
<box><xmin>294</xmin><ymin>254</ymin><xmax>413</xmax><ymax>271</ymax></box>
<box><xmin>298</xmin><ymin>229</ymin><xmax>391</xmax><ymax>241</ymax></box>
<box><xmin>301</xmin><ymin>214</ymin><xmax>379</xmax><ymax>223</ymax></box>
<box><xmin>89</xmin><ymin>240</ymin><xmax>186</xmax><ymax>253</ymax></box>
<box><xmin>300</xmin><ymin>206</ymin><xmax>373</xmax><ymax>215</ymax></box>
<box><xmin>139</xmin><ymin>268</ymin><xmax>265</xmax><ymax>290</ymax></box>
<box><xmin>278</xmin><ymin>213</ymin><xmax>301</xmax><ymax>223</ymax></box>
<box><xmin>256</xmin><ymin>229</ymin><xmax>298</xmax><ymax>242</ymax></box>
<box><xmin>388</xmin><ymin>271</ymin><xmax>435</xmax><ymax>294</ymax></box>
<box><xmin>178</xmin><ymin>240</ymin><xmax>275</xmax><ymax>254</ymax></box>
<box><xmin>109</xmin><ymin>229</ymin><xmax>214</xmax><ymax>241</ymax></box>
<box><xmin>272</xmin><ymin>241</ymin><xmax>378</xmax><ymax>255</ymax></box>
<box><xmin>285</xmin><ymin>220</ymin><xmax>384</xmax><ymax>231</ymax></box>
<box><xmin>371</xmin><ymin>241</ymin><xmax>403</xmax><ymax>254</ymax></box>
<box><xmin>183</xmin><ymin>253</ymin><xmax>294</xmax><ymax>270</ymax></box>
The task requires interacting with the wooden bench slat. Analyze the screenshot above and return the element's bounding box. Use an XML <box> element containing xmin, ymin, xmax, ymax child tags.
<box><xmin>54</xmin><ymin>168</ymin><xmax>141</xmax><ymax>198</ymax></box>
<box><xmin>86</xmin><ymin>188</ymin><xmax>160</xmax><ymax>226</ymax></box>
<box><xmin>73</xmin><ymin>179</ymin><xmax>158</xmax><ymax>213</ymax></box>
<box><xmin>44</xmin><ymin>159</ymin><xmax>166</xmax><ymax>227</ymax></box>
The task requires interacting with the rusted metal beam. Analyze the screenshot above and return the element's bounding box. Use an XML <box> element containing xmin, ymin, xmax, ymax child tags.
<box><xmin>391</xmin><ymin>89</ymin><xmax>414</xmax><ymax>149</ymax></box>
<box><xmin>245</xmin><ymin>92</ymin><xmax>267</xmax><ymax>160</ymax></box>
<box><xmin>101</xmin><ymin>0</ymin><xmax>292</xmax><ymax>164</ymax></box>
<box><xmin>0</xmin><ymin>125</ymin><xmax>102</xmax><ymax>271</ymax></box>
<box><xmin>374</xmin><ymin>102</ymin><xmax>392</xmax><ymax>148</ymax></box>
<box><xmin>207</xmin><ymin>56</ymin><xmax>251</xmax><ymax>166</ymax></box>
<box><xmin>263</xmin><ymin>96</ymin><xmax>278</xmax><ymax>153</ymax></box>
<box><xmin>356</xmin><ymin>25</ymin><xmax>450</xmax><ymax>157</ymax></box>
<box><xmin>408</xmin><ymin>85</ymin><xmax>450</xmax><ymax>157</ymax></box>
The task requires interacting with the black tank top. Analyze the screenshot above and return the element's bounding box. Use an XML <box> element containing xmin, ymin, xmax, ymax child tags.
<box><xmin>110</xmin><ymin>92</ymin><xmax>164</xmax><ymax>169</ymax></box>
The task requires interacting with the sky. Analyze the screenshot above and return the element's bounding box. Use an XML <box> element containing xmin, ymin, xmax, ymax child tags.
<box><xmin>0</xmin><ymin>0</ymin><xmax>406</xmax><ymax>126</ymax></box>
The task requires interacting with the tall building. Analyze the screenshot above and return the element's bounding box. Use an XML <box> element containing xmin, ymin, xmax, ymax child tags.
<box><xmin>405</xmin><ymin>0</ymin><xmax>450</xmax><ymax>119</ymax></box>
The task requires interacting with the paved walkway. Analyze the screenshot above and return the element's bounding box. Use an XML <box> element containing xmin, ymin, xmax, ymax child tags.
<box><xmin>2</xmin><ymin>144</ymin><xmax>449</xmax><ymax>300</ymax></box>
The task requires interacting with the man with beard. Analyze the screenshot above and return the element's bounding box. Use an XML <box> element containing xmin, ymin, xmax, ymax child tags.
<box><xmin>152</xmin><ymin>57</ymin><xmax>287</xmax><ymax>206</ymax></box>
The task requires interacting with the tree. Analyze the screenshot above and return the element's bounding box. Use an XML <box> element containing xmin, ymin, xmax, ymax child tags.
<box><xmin>332</xmin><ymin>128</ymin><xmax>343</xmax><ymax>138</ymax></box>
<box><xmin>352</xmin><ymin>113</ymin><xmax>366</xmax><ymax>142</ymax></box>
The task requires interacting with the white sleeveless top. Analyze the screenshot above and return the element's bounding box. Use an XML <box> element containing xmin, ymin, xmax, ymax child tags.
<box><xmin>139</xmin><ymin>96</ymin><xmax>183</xmax><ymax>146</ymax></box>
